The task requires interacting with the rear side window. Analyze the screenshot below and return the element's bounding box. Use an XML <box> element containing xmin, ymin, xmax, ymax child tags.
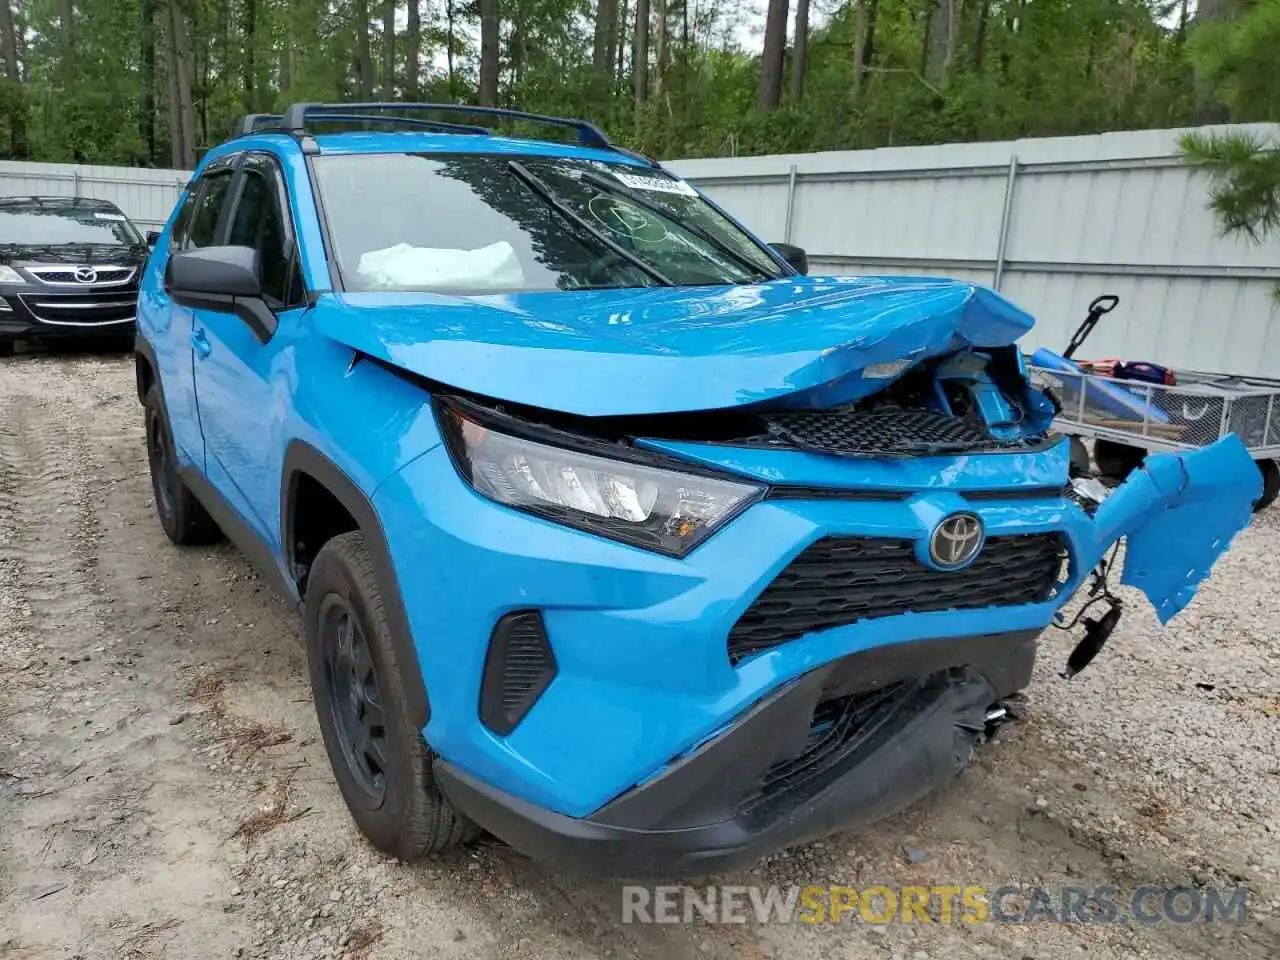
<box><xmin>186</xmin><ymin>172</ymin><xmax>233</xmax><ymax>249</ymax></box>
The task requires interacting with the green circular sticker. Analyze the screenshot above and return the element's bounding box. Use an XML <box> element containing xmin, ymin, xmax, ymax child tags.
<box><xmin>587</xmin><ymin>196</ymin><xmax>668</xmax><ymax>244</ymax></box>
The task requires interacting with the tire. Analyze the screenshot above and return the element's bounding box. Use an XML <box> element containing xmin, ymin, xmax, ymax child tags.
<box><xmin>304</xmin><ymin>531</ymin><xmax>477</xmax><ymax>860</ymax></box>
<box><xmin>1093</xmin><ymin>438</ymin><xmax>1146</xmax><ymax>481</ymax></box>
<box><xmin>1254</xmin><ymin>460</ymin><xmax>1280</xmax><ymax>513</ymax></box>
<box><xmin>143</xmin><ymin>385</ymin><xmax>223</xmax><ymax>545</ymax></box>
<box><xmin>1068</xmin><ymin>436</ymin><xmax>1091</xmax><ymax>477</ymax></box>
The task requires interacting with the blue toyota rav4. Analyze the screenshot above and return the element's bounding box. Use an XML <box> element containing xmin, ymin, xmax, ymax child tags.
<box><xmin>136</xmin><ymin>103</ymin><xmax>1260</xmax><ymax>877</ymax></box>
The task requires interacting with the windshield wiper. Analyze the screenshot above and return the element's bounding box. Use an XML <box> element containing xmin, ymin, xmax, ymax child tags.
<box><xmin>507</xmin><ymin>160</ymin><xmax>673</xmax><ymax>288</ymax></box>
<box><xmin>579</xmin><ymin>171</ymin><xmax>780</xmax><ymax>283</ymax></box>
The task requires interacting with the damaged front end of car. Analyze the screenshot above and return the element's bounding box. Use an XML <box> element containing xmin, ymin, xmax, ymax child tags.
<box><xmin>342</xmin><ymin>275</ymin><xmax>1259</xmax><ymax>875</ymax></box>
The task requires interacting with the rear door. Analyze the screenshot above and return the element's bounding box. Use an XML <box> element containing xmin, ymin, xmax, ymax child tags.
<box><xmin>149</xmin><ymin>156</ymin><xmax>237</xmax><ymax>465</ymax></box>
<box><xmin>191</xmin><ymin>151</ymin><xmax>308</xmax><ymax>544</ymax></box>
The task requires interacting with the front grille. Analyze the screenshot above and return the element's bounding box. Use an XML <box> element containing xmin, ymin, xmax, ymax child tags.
<box><xmin>763</xmin><ymin>410</ymin><xmax>1030</xmax><ymax>458</ymax></box>
<box><xmin>728</xmin><ymin>533</ymin><xmax>1066</xmax><ymax>663</ymax></box>
<box><xmin>738</xmin><ymin>676</ymin><xmax>941</xmax><ymax>819</ymax></box>
<box><xmin>27</xmin><ymin>266</ymin><xmax>136</xmax><ymax>285</ymax></box>
<box><xmin>19</xmin><ymin>289</ymin><xmax>138</xmax><ymax>325</ymax></box>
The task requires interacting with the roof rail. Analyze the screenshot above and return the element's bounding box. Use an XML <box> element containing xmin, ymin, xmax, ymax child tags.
<box><xmin>233</xmin><ymin>111</ymin><xmax>491</xmax><ymax>139</ymax></box>
<box><xmin>278</xmin><ymin>102</ymin><xmax>614</xmax><ymax>150</ymax></box>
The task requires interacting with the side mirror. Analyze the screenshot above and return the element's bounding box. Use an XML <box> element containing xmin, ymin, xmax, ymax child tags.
<box><xmin>771</xmin><ymin>242</ymin><xmax>808</xmax><ymax>275</ymax></box>
<box><xmin>146</xmin><ymin>230</ymin><xmax>162</xmax><ymax>247</ymax></box>
<box><xmin>166</xmin><ymin>246</ymin><xmax>263</xmax><ymax>298</ymax></box>
<box><xmin>165</xmin><ymin>246</ymin><xmax>276</xmax><ymax>343</ymax></box>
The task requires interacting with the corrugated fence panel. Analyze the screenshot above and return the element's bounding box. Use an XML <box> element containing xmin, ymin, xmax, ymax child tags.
<box><xmin>670</xmin><ymin>124</ymin><xmax>1280</xmax><ymax>377</ymax></box>
<box><xmin>0</xmin><ymin>160</ymin><xmax>193</xmax><ymax>229</ymax></box>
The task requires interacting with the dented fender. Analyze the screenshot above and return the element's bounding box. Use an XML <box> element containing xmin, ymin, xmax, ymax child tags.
<box><xmin>1076</xmin><ymin>435</ymin><xmax>1260</xmax><ymax>622</ymax></box>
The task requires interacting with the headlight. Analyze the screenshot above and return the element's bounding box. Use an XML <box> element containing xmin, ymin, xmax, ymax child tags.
<box><xmin>440</xmin><ymin>405</ymin><xmax>763</xmax><ymax>557</ymax></box>
<box><xmin>0</xmin><ymin>265</ymin><xmax>23</xmax><ymax>283</ymax></box>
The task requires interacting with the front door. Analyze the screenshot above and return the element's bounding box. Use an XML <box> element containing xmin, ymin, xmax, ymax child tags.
<box><xmin>192</xmin><ymin>152</ymin><xmax>308</xmax><ymax>547</ymax></box>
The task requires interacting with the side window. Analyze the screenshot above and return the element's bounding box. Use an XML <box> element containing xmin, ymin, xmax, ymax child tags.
<box><xmin>168</xmin><ymin>189</ymin><xmax>198</xmax><ymax>250</ymax></box>
<box><xmin>225</xmin><ymin>159</ymin><xmax>300</xmax><ymax>306</ymax></box>
<box><xmin>186</xmin><ymin>172</ymin><xmax>233</xmax><ymax>249</ymax></box>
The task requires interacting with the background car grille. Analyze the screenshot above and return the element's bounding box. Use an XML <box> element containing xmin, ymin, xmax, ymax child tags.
<box><xmin>19</xmin><ymin>289</ymin><xmax>138</xmax><ymax>325</ymax></box>
<box><xmin>727</xmin><ymin>533</ymin><xmax>1067</xmax><ymax>663</ymax></box>
<box><xmin>28</xmin><ymin>266</ymin><xmax>135</xmax><ymax>285</ymax></box>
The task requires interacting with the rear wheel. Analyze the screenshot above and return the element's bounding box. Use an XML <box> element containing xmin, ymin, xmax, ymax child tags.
<box><xmin>304</xmin><ymin>531</ymin><xmax>477</xmax><ymax>860</ymax></box>
<box><xmin>144</xmin><ymin>385</ymin><xmax>223</xmax><ymax>545</ymax></box>
<box><xmin>1255</xmin><ymin>460</ymin><xmax>1280</xmax><ymax>513</ymax></box>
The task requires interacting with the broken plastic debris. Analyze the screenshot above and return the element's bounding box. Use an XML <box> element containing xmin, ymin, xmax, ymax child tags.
<box><xmin>1070</xmin><ymin>476</ymin><xmax>1110</xmax><ymax>504</ymax></box>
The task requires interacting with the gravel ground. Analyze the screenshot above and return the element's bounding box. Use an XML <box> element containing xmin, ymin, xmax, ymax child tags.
<box><xmin>1</xmin><ymin>349</ymin><xmax>1278</xmax><ymax>960</ymax></box>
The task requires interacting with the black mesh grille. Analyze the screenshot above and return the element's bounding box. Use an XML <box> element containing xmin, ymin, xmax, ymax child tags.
<box><xmin>739</xmin><ymin>676</ymin><xmax>941</xmax><ymax>819</ymax></box>
<box><xmin>763</xmin><ymin>410</ymin><xmax>1028</xmax><ymax>458</ymax></box>
<box><xmin>479</xmin><ymin>611</ymin><xmax>557</xmax><ymax>735</ymax></box>
<box><xmin>728</xmin><ymin>534</ymin><xmax>1066</xmax><ymax>663</ymax></box>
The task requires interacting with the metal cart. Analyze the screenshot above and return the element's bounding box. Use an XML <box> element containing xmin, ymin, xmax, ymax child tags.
<box><xmin>1027</xmin><ymin>296</ymin><xmax>1280</xmax><ymax>511</ymax></box>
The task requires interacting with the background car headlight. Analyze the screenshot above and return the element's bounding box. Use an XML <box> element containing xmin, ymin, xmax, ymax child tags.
<box><xmin>0</xmin><ymin>265</ymin><xmax>23</xmax><ymax>283</ymax></box>
<box><xmin>441</xmin><ymin>407</ymin><xmax>763</xmax><ymax>557</ymax></box>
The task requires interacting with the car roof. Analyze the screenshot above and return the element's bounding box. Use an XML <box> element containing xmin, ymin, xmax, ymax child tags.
<box><xmin>0</xmin><ymin>196</ymin><xmax>123</xmax><ymax>211</ymax></box>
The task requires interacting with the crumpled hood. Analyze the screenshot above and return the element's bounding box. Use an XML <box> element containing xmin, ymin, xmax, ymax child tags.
<box><xmin>314</xmin><ymin>275</ymin><xmax>1036</xmax><ymax>416</ymax></box>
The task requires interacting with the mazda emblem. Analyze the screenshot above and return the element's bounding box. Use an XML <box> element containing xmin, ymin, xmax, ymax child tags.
<box><xmin>73</xmin><ymin>266</ymin><xmax>98</xmax><ymax>284</ymax></box>
<box><xmin>929</xmin><ymin>512</ymin><xmax>984</xmax><ymax>568</ymax></box>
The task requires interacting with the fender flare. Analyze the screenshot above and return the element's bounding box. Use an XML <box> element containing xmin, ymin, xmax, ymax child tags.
<box><xmin>134</xmin><ymin>333</ymin><xmax>160</xmax><ymax>405</ymax></box>
<box><xmin>281</xmin><ymin>439</ymin><xmax>431</xmax><ymax>728</ymax></box>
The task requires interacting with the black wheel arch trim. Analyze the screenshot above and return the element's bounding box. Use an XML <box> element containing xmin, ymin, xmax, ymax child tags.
<box><xmin>135</xmin><ymin>333</ymin><xmax>160</xmax><ymax>405</ymax></box>
<box><xmin>281</xmin><ymin>439</ymin><xmax>431</xmax><ymax>728</ymax></box>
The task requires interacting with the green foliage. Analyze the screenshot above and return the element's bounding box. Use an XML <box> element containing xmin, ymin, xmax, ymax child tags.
<box><xmin>1180</xmin><ymin>129</ymin><xmax>1280</xmax><ymax>243</ymax></box>
<box><xmin>0</xmin><ymin>0</ymin><xmax>1271</xmax><ymax>167</ymax></box>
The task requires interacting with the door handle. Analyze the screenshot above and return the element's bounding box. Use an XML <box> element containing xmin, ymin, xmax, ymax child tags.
<box><xmin>191</xmin><ymin>329</ymin><xmax>212</xmax><ymax>359</ymax></box>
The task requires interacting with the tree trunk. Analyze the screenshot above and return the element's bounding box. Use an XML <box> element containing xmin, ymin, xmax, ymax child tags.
<box><xmin>756</xmin><ymin>0</ymin><xmax>787</xmax><ymax>112</ymax></box>
<box><xmin>355</xmin><ymin>0</ymin><xmax>373</xmax><ymax>99</ymax></box>
<box><xmin>973</xmin><ymin>0</ymin><xmax>989</xmax><ymax>72</ymax></box>
<box><xmin>790</xmin><ymin>0</ymin><xmax>809</xmax><ymax>103</ymax></box>
<box><xmin>615</xmin><ymin>0</ymin><xmax>629</xmax><ymax>84</ymax></box>
<box><xmin>446</xmin><ymin>0</ymin><xmax>456</xmax><ymax>98</ymax></box>
<box><xmin>924</xmin><ymin>0</ymin><xmax>957</xmax><ymax>85</ymax></box>
<box><xmin>593</xmin><ymin>0</ymin><xmax>619</xmax><ymax>76</ymax></box>
<box><xmin>0</xmin><ymin>0</ymin><xmax>27</xmax><ymax>158</ymax></box>
<box><xmin>166</xmin><ymin>9</ymin><xmax>182</xmax><ymax>169</ymax></box>
<box><xmin>406</xmin><ymin>0</ymin><xmax>420</xmax><ymax>98</ymax></box>
<box><xmin>1192</xmin><ymin>0</ymin><xmax>1230</xmax><ymax>120</ymax></box>
<box><xmin>653</xmin><ymin>0</ymin><xmax>666</xmax><ymax>97</ymax></box>
<box><xmin>633</xmin><ymin>0</ymin><xmax>649</xmax><ymax>105</ymax></box>
<box><xmin>382</xmin><ymin>0</ymin><xmax>395</xmax><ymax>99</ymax></box>
<box><xmin>855</xmin><ymin>0</ymin><xmax>878</xmax><ymax>93</ymax></box>
<box><xmin>478</xmin><ymin>0</ymin><xmax>499</xmax><ymax>107</ymax></box>
<box><xmin>173</xmin><ymin>1</ymin><xmax>198</xmax><ymax>167</ymax></box>
<box><xmin>242</xmin><ymin>0</ymin><xmax>256</xmax><ymax>112</ymax></box>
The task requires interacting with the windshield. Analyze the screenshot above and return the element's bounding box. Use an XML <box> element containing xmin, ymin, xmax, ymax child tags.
<box><xmin>311</xmin><ymin>153</ymin><xmax>785</xmax><ymax>292</ymax></box>
<box><xmin>0</xmin><ymin>201</ymin><xmax>143</xmax><ymax>248</ymax></box>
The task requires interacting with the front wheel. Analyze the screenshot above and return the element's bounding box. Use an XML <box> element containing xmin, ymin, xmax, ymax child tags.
<box><xmin>304</xmin><ymin>531</ymin><xmax>477</xmax><ymax>860</ymax></box>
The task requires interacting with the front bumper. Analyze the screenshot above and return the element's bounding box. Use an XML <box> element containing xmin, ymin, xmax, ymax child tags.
<box><xmin>373</xmin><ymin>431</ymin><xmax>1257</xmax><ymax>857</ymax></box>
<box><xmin>438</xmin><ymin>631</ymin><xmax>1036</xmax><ymax>877</ymax></box>
<box><xmin>0</xmin><ymin>288</ymin><xmax>138</xmax><ymax>341</ymax></box>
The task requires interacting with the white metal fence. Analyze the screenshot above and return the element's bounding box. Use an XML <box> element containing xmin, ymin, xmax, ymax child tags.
<box><xmin>668</xmin><ymin>124</ymin><xmax>1280</xmax><ymax>378</ymax></box>
<box><xmin>3</xmin><ymin>124</ymin><xmax>1278</xmax><ymax>376</ymax></box>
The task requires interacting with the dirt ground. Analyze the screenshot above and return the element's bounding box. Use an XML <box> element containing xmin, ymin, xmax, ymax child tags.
<box><xmin>1</xmin><ymin>349</ymin><xmax>1278</xmax><ymax>960</ymax></box>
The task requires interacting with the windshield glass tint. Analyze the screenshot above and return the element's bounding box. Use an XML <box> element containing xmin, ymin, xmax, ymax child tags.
<box><xmin>312</xmin><ymin>153</ymin><xmax>783</xmax><ymax>292</ymax></box>
<box><xmin>0</xmin><ymin>204</ymin><xmax>142</xmax><ymax>247</ymax></box>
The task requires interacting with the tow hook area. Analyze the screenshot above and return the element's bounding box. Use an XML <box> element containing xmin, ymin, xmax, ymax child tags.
<box><xmin>1053</xmin><ymin>545</ymin><xmax>1126</xmax><ymax>679</ymax></box>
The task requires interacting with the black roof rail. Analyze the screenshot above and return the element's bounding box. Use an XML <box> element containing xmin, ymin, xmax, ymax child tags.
<box><xmin>233</xmin><ymin>111</ymin><xmax>491</xmax><ymax>139</ymax></box>
<box><xmin>278</xmin><ymin>102</ymin><xmax>615</xmax><ymax>150</ymax></box>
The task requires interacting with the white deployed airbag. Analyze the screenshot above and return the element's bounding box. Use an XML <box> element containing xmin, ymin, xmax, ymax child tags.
<box><xmin>356</xmin><ymin>241</ymin><xmax>524</xmax><ymax>289</ymax></box>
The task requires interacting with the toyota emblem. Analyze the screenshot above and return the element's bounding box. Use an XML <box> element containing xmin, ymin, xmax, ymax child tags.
<box><xmin>929</xmin><ymin>512</ymin><xmax>984</xmax><ymax>568</ymax></box>
<box><xmin>73</xmin><ymin>266</ymin><xmax>98</xmax><ymax>284</ymax></box>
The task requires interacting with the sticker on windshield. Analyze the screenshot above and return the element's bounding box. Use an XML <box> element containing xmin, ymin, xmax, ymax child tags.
<box><xmin>93</xmin><ymin>212</ymin><xmax>127</xmax><ymax>221</ymax></box>
<box><xmin>613</xmin><ymin>172</ymin><xmax>698</xmax><ymax>197</ymax></box>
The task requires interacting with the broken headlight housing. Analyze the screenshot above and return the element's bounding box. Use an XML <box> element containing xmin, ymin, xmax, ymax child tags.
<box><xmin>439</xmin><ymin>404</ymin><xmax>763</xmax><ymax>557</ymax></box>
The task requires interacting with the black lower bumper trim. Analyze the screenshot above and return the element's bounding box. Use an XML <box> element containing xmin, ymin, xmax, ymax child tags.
<box><xmin>438</xmin><ymin>630</ymin><xmax>1038</xmax><ymax>877</ymax></box>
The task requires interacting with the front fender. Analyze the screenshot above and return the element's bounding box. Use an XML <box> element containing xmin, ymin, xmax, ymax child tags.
<box><xmin>1081</xmin><ymin>435</ymin><xmax>1259</xmax><ymax>622</ymax></box>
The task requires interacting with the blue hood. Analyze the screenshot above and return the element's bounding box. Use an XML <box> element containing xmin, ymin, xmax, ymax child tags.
<box><xmin>315</xmin><ymin>275</ymin><xmax>1036</xmax><ymax>416</ymax></box>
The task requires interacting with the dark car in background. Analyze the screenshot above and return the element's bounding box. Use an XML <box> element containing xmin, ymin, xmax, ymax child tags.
<box><xmin>0</xmin><ymin>196</ymin><xmax>149</xmax><ymax>355</ymax></box>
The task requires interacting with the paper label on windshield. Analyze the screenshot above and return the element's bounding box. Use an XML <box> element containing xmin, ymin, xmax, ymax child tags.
<box><xmin>613</xmin><ymin>172</ymin><xmax>698</xmax><ymax>197</ymax></box>
<box><xmin>93</xmin><ymin>212</ymin><xmax>127</xmax><ymax>221</ymax></box>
